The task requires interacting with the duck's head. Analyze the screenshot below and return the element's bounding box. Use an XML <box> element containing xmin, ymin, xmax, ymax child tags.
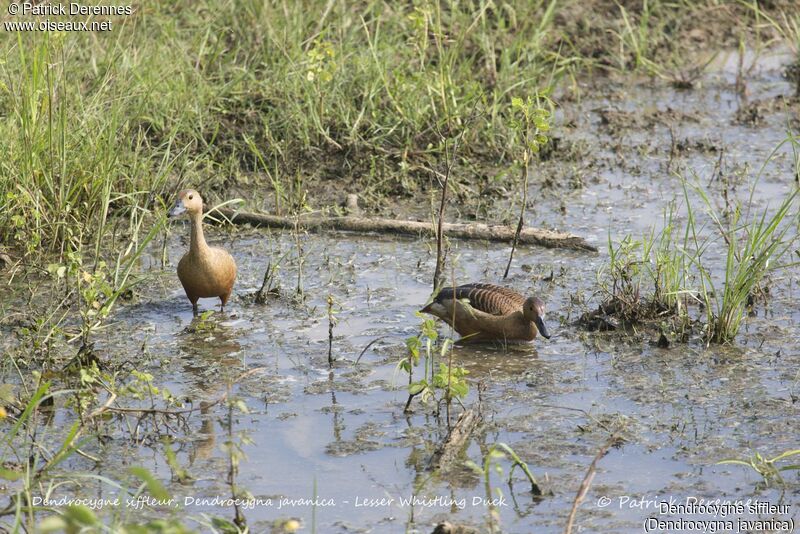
<box><xmin>523</xmin><ymin>296</ymin><xmax>550</xmax><ymax>339</ymax></box>
<box><xmin>168</xmin><ymin>189</ymin><xmax>203</xmax><ymax>218</ymax></box>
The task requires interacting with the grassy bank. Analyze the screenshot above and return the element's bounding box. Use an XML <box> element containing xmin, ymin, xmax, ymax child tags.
<box><xmin>1</xmin><ymin>0</ymin><xmax>797</xmax><ymax>259</ymax></box>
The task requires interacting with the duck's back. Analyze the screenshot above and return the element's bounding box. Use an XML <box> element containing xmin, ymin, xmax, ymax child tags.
<box><xmin>434</xmin><ymin>283</ymin><xmax>524</xmax><ymax>316</ymax></box>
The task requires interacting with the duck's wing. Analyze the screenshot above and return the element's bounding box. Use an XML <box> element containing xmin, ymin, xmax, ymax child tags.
<box><xmin>432</xmin><ymin>283</ymin><xmax>524</xmax><ymax>316</ymax></box>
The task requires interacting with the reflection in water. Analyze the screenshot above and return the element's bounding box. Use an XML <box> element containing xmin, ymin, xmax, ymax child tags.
<box><xmin>177</xmin><ymin>313</ymin><xmax>244</xmax><ymax>465</ymax></box>
<box><xmin>451</xmin><ymin>343</ymin><xmax>540</xmax><ymax>378</ymax></box>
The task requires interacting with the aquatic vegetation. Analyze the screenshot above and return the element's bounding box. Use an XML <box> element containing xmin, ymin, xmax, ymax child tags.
<box><xmin>686</xmin><ymin>180</ymin><xmax>799</xmax><ymax>343</ymax></box>
<box><xmin>221</xmin><ymin>393</ymin><xmax>252</xmax><ymax>529</ymax></box>
<box><xmin>1</xmin><ymin>307</ymin><xmax>259</xmax><ymax>531</ymax></box>
<box><xmin>0</xmin><ymin>381</ymin><xmax>191</xmax><ymax>532</ymax></box>
<box><xmin>718</xmin><ymin>449</ymin><xmax>800</xmax><ymax>488</ymax></box>
<box><xmin>596</xmin><ymin>148</ymin><xmax>799</xmax><ymax>344</ymax></box>
<box><xmin>503</xmin><ymin>93</ymin><xmax>553</xmax><ymax>278</ymax></box>
<box><xmin>327</xmin><ymin>293</ymin><xmax>340</xmax><ymax>366</ymax></box>
<box><xmin>598</xmin><ymin>205</ymin><xmax>690</xmax><ymax>324</ymax></box>
<box><xmin>400</xmin><ymin>313</ymin><xmax>468</xmax><ymax>414</ymax></box>
<box><xmin>465</xmin><ymin>442</ymin><xmax>542</xmax><ymax>532</ymax></box>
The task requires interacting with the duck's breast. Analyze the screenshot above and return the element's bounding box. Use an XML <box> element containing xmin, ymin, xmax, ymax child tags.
<box><xmin>177</xmin><ymin>248</ymin><xmax>236</xmax><ymax>299</ymax></box>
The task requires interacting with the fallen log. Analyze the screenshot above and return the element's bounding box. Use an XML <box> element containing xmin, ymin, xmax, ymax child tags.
<box><xmin>215</xmin><ymin>208</ymin><xmax>597</xmax><ymax>252</ymax></box>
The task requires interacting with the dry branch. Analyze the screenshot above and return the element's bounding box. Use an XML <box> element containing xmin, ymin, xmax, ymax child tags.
<box><xmin>564</xmin><ymin>434</ymin><xmax>624</xmax><ymax>534</ymax></box>
<box><xmin>216</xmin><ymin>209</ymin><xmax>597</xmax><ymax>252</ymax></box>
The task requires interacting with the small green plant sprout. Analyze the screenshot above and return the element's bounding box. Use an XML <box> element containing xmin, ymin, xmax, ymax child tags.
<box><xmin>400</xmin><ymin>313</ymin><xmax>437</xmax><ymax>412</ymax></box>
<box><xmin>48</xmin><ymin>252</ymin><xmax>113</xmax><ymax>346</ymax></box>
<box><xmin>504</xmin><ymin>93</ymin><xmax>553</xmax><ymax>278</ymax></box>
<box><xmin>191</xmin><ymin>310</ymin><xmax>218</xmax><ymax>333</ymax></box>
<box><xmin>718</xmin><ymin>449</ymin><xmax>800</xmax><ymax>488</ymax></box>
<box><xmin>222</xmin><ymin>393</ymin><xmax>254</xmax><ymax>529</ymax></box>
<box><xmin>407</xmin><ymin>357</ymin><xmax>468</xmax><ymax>407</ymax></box>
<box><xmin>400</xmin><ymin>312</ymin><xmax>439</xmax><ymax>375</ymax></box>
<box><xmin>465</xmin><ymin>442</ymin><xmax>542</xmax><ymax>530</ymax></box>
<box><xmin>509</xmin><ymin>95</ymin><xmax>552</xmax><ymax>155</ymax></box>
<box><xmin>466</xmin><ymin>443</ymin><xmax>543</xmax><ymax>498</ymax></box>
<box><xmin>401</xmin><ymin>313</ymin><xmax>469</xmax><ymax>414</ymax></box>
<box><xmin>119</xmin><ymin>370</ymin><xmax>179</xmax><ymax>406</ymax></box>
<box><xmin>430</xmin><ymin>362</ymin><xmax>469</xmax><ymax>403</ymax></box>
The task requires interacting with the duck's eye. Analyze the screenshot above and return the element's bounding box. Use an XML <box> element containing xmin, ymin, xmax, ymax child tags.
<box><xmin>188</xmin><ymin>195</ymin><xmax>193</xmax><ymax>200</ymax></box>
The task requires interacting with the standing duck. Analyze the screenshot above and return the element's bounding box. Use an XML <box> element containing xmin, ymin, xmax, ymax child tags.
<box><xmin>168</xmin><ymin>189</ymin><xmax>237</xmax><ymax>314</ymax></box>
<box><xmin>421</xmin><ymin>283</ymin><xmax>550</xmax><ymax>343</ymax></box>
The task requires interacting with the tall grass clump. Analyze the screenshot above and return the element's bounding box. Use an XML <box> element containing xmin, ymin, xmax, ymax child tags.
<box><xmin>598</xmin><ymin>156</ymin><xmax>798</xmax><ymax>344</ymax></box>
<box><xmin>0</xmin><ymin>33</ymin><xmax>177</xmax><ymax>259</ymax></box>
<box><xmin>0</xmin><ymin>0</ymin><xmax>569</xmax><ymax>258</ymax></box>
<box><xmin>598</xmin><ymin>204</ymin><xmax>690</xmax><ymax>322</ymax></box>
<box><xmin>2</xmin><ymin>1</ymin><xmax>798</xmax><ymax>259</ymax></box>
<box><xmin>225</xmin><ymin>0</ymin><xmax>566</xmax><ymax>195</ymax></box>
<box><xmin>685</xmin><ymin>181</ymin><xmax>798</xmax><ymax>343</ymax></box>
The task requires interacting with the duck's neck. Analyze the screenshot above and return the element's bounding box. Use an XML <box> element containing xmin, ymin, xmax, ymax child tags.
<box><xmin>189</xmin><ymin>211</ymin><xmax>209</xmax><ymax>254</ymax></box>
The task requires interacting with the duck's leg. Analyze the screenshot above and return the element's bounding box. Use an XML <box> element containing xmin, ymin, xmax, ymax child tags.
<box><xmin>220</xmin><ymin>290</ymin><xmax>231</xmax><ymax>313</ymax></box>
<box><xmin>190</xmin><ymin>297</ymin><xmax>199</xmax><ymax>316</ymax></box>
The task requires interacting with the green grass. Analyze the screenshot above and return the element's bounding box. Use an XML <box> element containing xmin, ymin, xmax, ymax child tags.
<box><xmin>598</xmin><ymin>154</ymin><xmax>799</xmax><ymax>344</ymax></box>
<box><xmin>1</xmin><ymin>0</ymin><xmax>795</xmax><ymax>260</ymax></box>
<box><xmin>685</xmin><ymin>178</ymin><xmax>799</xmax><ymax>344</ymax></box>
<box><xmin>598</xmin><ymin>204</ymin><xmax>691</xmax><ymax>323</ymax></box>
<box><xmin>718</xmin><ymin>448</ymin><xmax>800</xmax><ymax>488</ymax></box>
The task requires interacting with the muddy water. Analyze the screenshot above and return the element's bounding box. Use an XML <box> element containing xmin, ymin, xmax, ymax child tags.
<box><xmin>4</xmin><ymin>53</ymin><xmax>800</xmax><ymax>533</ymax></box>
<box><xmin>64</xmin><ymin>222</ymin><xmax>800</xmax><ymax>533</ymax></box>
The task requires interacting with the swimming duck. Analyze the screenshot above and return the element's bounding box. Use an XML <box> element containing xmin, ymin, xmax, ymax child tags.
<box><xmin>421</xmin><ymin>283</ymin><xmax>550</xmax><ymax>343</ymax></box>
<box><xmin>168</xmin><ymin>189</ymin><xmax>237</xmax><ymax>314</ymax></box>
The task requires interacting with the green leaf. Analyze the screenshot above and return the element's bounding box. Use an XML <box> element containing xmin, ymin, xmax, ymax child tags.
<box><xmin>36</xmin><ymin>516</ymin><xmax>67</xmax><ymax>533</ymax></box>
<box><xmin>0</xmin><ymin>466</ymin><xmax>21</xmax><ymax>481</ymax></box>
<box><xmin>63</xmin><ymin>505</ymin><xmax>98</xmax><ymax>526</ymax></box>
<box><xmin>408</xmin><ymin>381</ymin><xmax>427</xmax><ymax>395</ymax></box>
<box><xmin>129</xmin><ymin>467</ymin><xmax>170</xmax><ymax>501</ymax></box>
<box><xmin>210</xmin><ymin>515</ymin><xmax>241</xmax><ymax>533</ymax></box>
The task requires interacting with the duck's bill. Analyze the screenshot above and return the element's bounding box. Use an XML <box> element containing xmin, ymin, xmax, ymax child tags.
<box><xmin>168</xmin><ymin>200</ymin><xmax>186</xmax><ymax>217</ymax></box>
<box><xmin>535</xmin><ymin>317</ymin><xmax>551</xmax><ymax>339</ymax></box>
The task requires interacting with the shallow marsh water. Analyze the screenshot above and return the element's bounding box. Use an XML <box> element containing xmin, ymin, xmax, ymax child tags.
<box><xmin>2</xmin><ymin>53</ymin><xmax>800</xmax><ymax>533</ymax></box>
<box><xmin>57</xmin><ymin>225</ymin><xmax>800</xmax><ymax>533</ymax></box>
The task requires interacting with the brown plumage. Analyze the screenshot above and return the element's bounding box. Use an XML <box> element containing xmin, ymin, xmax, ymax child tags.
<box><xmin>421</xmin><ymin>283</ymin><xmax>550</xmax><ymax>343</ymax></box>
<box><xmin>168</xmin><ymin>189</ymin><xmax>237</xmax><ymax>314</ymax></box>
